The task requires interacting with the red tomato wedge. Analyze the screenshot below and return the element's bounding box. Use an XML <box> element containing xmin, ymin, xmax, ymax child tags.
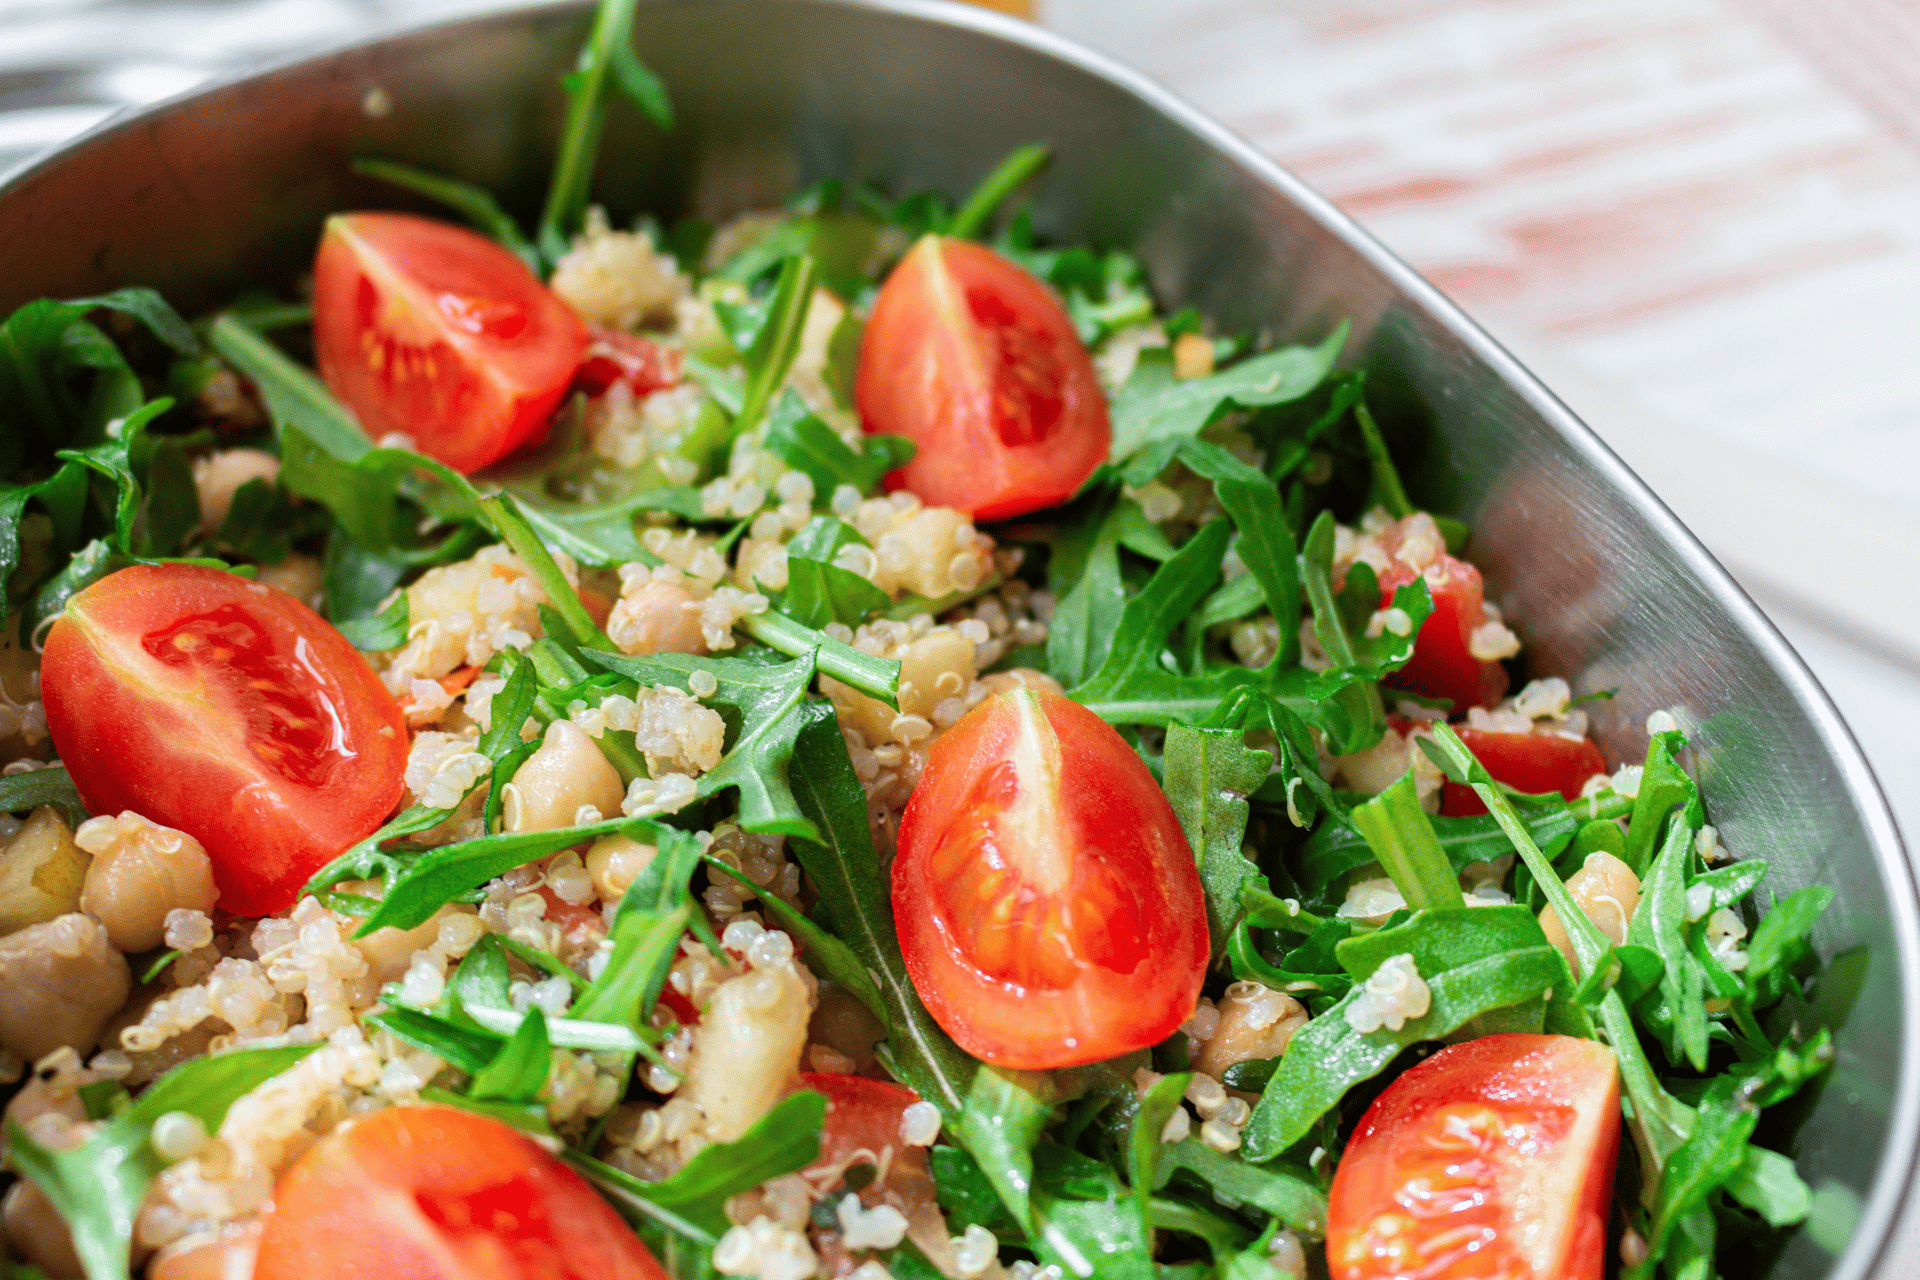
<box><xmin>1327</xmin><ymin>1034</ymin><xmax>1620</xmax><ymax>1280</ymax></box>
<box><xmin>893</xmin><ymin>689</ymin><xmax>1206</xmax><ymax>1069</ymax></box>
<box><xmin>1379</xmin><ymin>552</ymin><xmax>1509</xmax><ymax>712</ymax></box>
<box><xmin>1440</xmin><ymin>728</ymin><xmax>1610</xmax><ymax>817</ymax></box>
<box><xmin>856</xmin><ymin>236</ymin><xmax>1109</xmax><ymax>521</ymax></box>
<box><xmin>313</xmin><ymin>212</ymin><xmax>590</xmax><ymax>473</ymax></box>
<box><xmin>795</xmin><ymin>1073</ymin><xmax>947</xmax><ymax>1276</ymax></box>
<box><xmin>254</xmin><ymin>1104</ymin><xmax>666</xmax><ymax>1280</ymax></box>
<box><xmin>41</xmin><ymin>563</ymin><xmax>407</xmax><ymax>917</ymax></box>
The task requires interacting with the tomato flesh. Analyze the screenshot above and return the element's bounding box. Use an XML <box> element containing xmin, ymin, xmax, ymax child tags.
<box><xmin>313</xmin><ymin>213</ymin><xmax>590</xmax><ymax>473</ymax></box>
<box><xmin>41</xmin><ymin>563</ymin><xmax>407</xmax><ymax>917</ymax></box>
<box><xmin>797</xmin><ymin>1073</ymin><xmax>947</xmax><ymax>1277</ymax></box>
<box><xmin>575</xmin><ymin>326</ymin><xmax>682</xmax><ymax>398</ymax></box>
<box><xmin>1440</xmin><ymin>728</ymin><xmax>1610</xmax><ymax>817</ymax></box>
<box><xmin>254</xmin><ymin>1104</ymin><xmax>666</xmax><ymax>1280</ymax></box>
<box><xmin>893</xmin><ymin>689</ymin><xmax>1206</xmax><ymax>1069</ymax></box>
<box><xmin>1327</xmin><ymin>1034</ymin><xmax>1619</xmax><ymax>1280</ymax></box>
<box><xmin>1378</xmin><ymin>555</ymin><xmax>1509</xmax><ymax>713</ymax></box>
<box><xmin>856</xmin><ymin>236</ymin><xmax>1109</xmax><ymax>521</ymax></box>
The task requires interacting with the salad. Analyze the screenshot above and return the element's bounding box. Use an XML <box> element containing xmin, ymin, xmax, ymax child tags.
<box><xmin>0</xmin><ymin>3</ymin><xmax>1844</xmax><ymax>1279</ymax></box>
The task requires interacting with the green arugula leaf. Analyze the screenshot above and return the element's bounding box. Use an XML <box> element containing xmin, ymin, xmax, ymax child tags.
<box><xmin>581</xmin><ymin>649</ymin><xmax>821</xmax><ymax>837</ymax></box>
<box><xmin>469</xmin><ymin>1006</ymin><xmax>553</xmax><ymax>1103</ymax></box>
<box><xmin>11</xmin><ymin>1044</ymin><xmax>312</xmax><ymax>1280</ymax></box>
<box><xmin>1630</xmin><ymin>816</ymin><xmax>1711</xmax><ymax>1071</ymax></box>
<box><xmin>364</xmin><ymin>1007</ymin><xmax>504</xmax><ymax>1074</ymax></box>
<box><xmin>1243</xmin><ymin>907</ymin><xmax>1566</xmax><ymax>1159</ymax></box>
<box><xmin>1129</xmin><ymin>1072</ymin><xmax>1191</xmax><ymax>1233</ymax></box>
<box><xmin>733</xmin><ymin>256</ymin><xmax>818</xmax><ymax>434</ymax></box>
<box><xmin>784</xmin><ymin>711</ymin><xmax>976</xmax><ymax>1117</ymax></box>
<box><xmin>705</xmin><ymin>855</ymin><xmax>886</xmax><ymax>1021</ymax></box>
<box><xmin>335</xmin><ymin>592</ymin><xmax>409</xmax><ymax>651</ymax></box>
<box><xmin>1747</xmin><ymin>885</ymin><xmax>1833</xmax><ymax>979</ymax></box>
<box><xmin>1153</xmin><ymin>1139</ymin><xmax>1327</xmax><ymax>1235</ymax></box>
<box><xmin>1350</xmin><ymin>772</ymin><xmax>1466</xmax><ymax>911</ymax></box>
<box><xmin>537</xmin><ymin>0</ymin><xmax>671</xmax><ymax>265</ymax></box>
<box><xmin>959</xmin><ymin>1066</ymin><xmax>1053</xmax><ymax>1233</ymax></box>
<box><xmin>1624</xmin><ymin>729</ymin><xmax>1703</xmax><ymax>876</ymax></box>
<box><xmin>1173</xmin><ymin>439</ymin><xmax>1300</xmax><ymax>666</ymax></box>
<box><xmin>947</xmin><ymin>143</ymin><xmax>1050</xmax><ymax>240</ymax></box>
<box><xmin>570</xmin><ymin>1090</ymin><xmax>824</xmax><ymax>1238</ymax></box>
<box><xmin>570</xmin><ymin>829</ymin><xmax>704</xmax><ymax>1030</ymax></box>
<box><xmin>208</xmin><ymin>314</ymin><xmax>369</xmax><ymax>462</ymax></box>
<box><xmin>731</xmin><ymin>608</ymin><xmax>900</xmax><ymax>706</ymax></box>
<box><xmin>1108</xmin><ymin>325</ymin><xmax>1347</xmax><ymax>460</ymax></box>
<box><xmin>762</xmin><ymin>390</ymin><xmax>914</xmax><ymax>497</ymax></box>
<box><xmin>1163</xmin><ymin>724</ymin><xmax>1271</xmax><ymax>959</ymax></box>
<box><xmin>774</xmin><ymin>557</ymin><xmax>890</xmax><ymax>630</ymax></box>
<box><xmin>0</xmin><ymin>764</ymin><xmax>88</xmax><ymax>824</ymax></box>
<box><xmin>1045</xmin><ymin>493</ymin><xmax>1131</xmax><ymax>687</ymax></box>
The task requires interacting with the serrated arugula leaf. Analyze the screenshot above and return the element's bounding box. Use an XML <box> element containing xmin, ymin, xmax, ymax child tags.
<box><xmin>1129</xmin><ymin>1072</ymin><xmax>1191</xmax><ymax>1232</ymax></box>
<box><xmin>1153</xmin><ymin>1139</ymin><xmax>1327</xmax><ymax>1235</ymax></box>
<box><xmin>1243</xmin><ymin>906</ymin><xmax>1566</xmax><ymax>1159</ymax></box>
<box><xmin>773</xmin><ymin>557</ymin><xmax>890</xmax><ymax>629</ymax></box>
<box><xmin>1630</xmin><ymin>816</ymin><xmax>1711</xmax><ymax>1071</ymax></box>
<box><xmin>762</xmin><ymin>390</ymin><xmax>914</xmax><ymax>497</ymax></box>
<box><xmin>11</xmin><ymin>1044</ymin><xmax>312</xmax><ymax>1280</ymax></box>
<box><xmin>959</xmin><ymin>1066</ymin><xmax>1053</xmax><ymax>1233</ymax></box>
<box><xmin>0</xmin><ymin>763</ymin><xmax>88</xmax><ymax>824</ymax></box>
<box><xmin>1350</xmin><ymin>771</ymin><xmax>1466</xmax><ymax>911</ymax></box>
<box><xmin>208</xmin><ymin>313</ymin><xmax>368</xmax><ymax>462</ymax></box>
<box><xmin>1625</xmin><ymin>729</ymin><xmax>1704</xmax><ymax>876</ymax></box>
<box><xmin>1173</xmin><ymin>439</ymin><xmax>1299</xmax><ymax>666</ymax></box>
<box><xmin>335</xmin><ymin>591</ymin><xmax>409</xmax><ymax>651</ymax></box>
<box><xmin>570</xmin><ymin>829</ymin><xmax>704</xmax><ymax>1030</ymax></box>
<box><xmin>469</xmin><ymin>1006</ymin><xmax>553</xmax><ymax>1103</ymax></box>
<box><xmin>582</xmin><ymin>649</ymin><xmax>821</xmax><ymax>837</ymax></box>
<box><xmin>1108</xmin><ymin>325</ymin><xmax>1347</xmax><ymax>460</ymax></box>
<box><xmin>1747</xmin><ymin>885</ymin><xmax>1832</xmax><ymax>979</ymax></box>
<box><xmin>1045</xmin><ymin>492</ymin><xmax>1131</xmax><ymax>688</ymax></box>
<box><xmin>572</xmin><ymin>1090</ymin><xmax>824</xmax><ymax>1238</ymax></box>
<box><xmin>783</xmin><ymin>711</ymin><xmax>975</xmax><ymax>1117</ymax></box>
<box><xmin>1163</xmin><ymin>724</ymin><xmax>1271</xmax><ymax>960</ymax></box>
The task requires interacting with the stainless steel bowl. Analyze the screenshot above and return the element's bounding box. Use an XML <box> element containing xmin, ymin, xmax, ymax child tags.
<box><xmin>2</xmin><ymin>1</ymin><xmax>1914</xmax><ymax>1272</ymax></box>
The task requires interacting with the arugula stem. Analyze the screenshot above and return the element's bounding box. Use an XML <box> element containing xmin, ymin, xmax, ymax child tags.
<box><xmin>733</xmin><ymin>255</ymin><xmax>819</xmax><ymax>435</ymax></box>
<box><xmin>1355</xmin><ymin>401</ymin><xmax>1413</xmax><ymax>518</ymax></box>
<box><xmin>480</xmin><ymin>495</ymin><xmax>613</xmax><ymax>650</ymax></box>
<box><xmin>947</xmin><ymin>143</ymin><xmax>1051</xmax><ymax>239</ymax></box>
<box><xmin>737</xmin><ymin>608</ymin><xmax>900</xmax><ymax>707</ymax></box>
<box><xmin>208</xmin><ymin>314</ymin><xmax>369</xmax><ymax>461</ymax></box>
<box><xmin>537</xmin><ymin>0</ymin><xmax>641</xmax><ymax>265</ymax></box>
<box><xmin>353</xmin><ymin>156</ymin><xmax>540</xmax><ymax>273</ymax></box>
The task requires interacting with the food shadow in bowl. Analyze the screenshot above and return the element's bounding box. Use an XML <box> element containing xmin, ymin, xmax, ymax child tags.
<box><xmin>0</xmin><ymin>1</ymin><xmax>1914</xmax><ymax>1274</ymax></box>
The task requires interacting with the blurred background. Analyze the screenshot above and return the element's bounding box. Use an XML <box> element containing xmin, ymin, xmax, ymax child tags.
<box><xmin>3</xmin><ymin>0</ymin><xmax>1916</xmax><ymax>838</ymax></box>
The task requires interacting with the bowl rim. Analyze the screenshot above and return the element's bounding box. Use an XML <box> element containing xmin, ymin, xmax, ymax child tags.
<box><xmin>6</xmin><ymin>0</ymin><xmax>1919</xmax><ymax>1271</ymax></box>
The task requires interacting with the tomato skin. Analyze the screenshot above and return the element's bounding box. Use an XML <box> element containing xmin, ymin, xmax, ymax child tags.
<box><xmin>313</xmin><ymin>213</ymin><xmax>590</xmax><ymax>473</ymax></box>
<box><xmin>1327</xmin><ymin>1034</ymin><xmax>1619</xmax><ymax>1280</ymax></box>
<box><xmin>856</xmin><ymin>236</ymin><xmax>1109</xmax><ymax>521</ymax></box>
<box><xmin>41</xmin><ymin>563</ymin><xmax>407</xmax><ymax>917</ymax></box>
<box><xmin>1379</xmin><ymin>554</ymin><xmax>1509</xmax><ymax>712</ymax></box>
<box><xmin>254</xmin><ymin>1104</ymin><xmax>666</xmax><ymax>1280</ymax></box>
<box><xmin>893</xmin><ymin>689</ymin><xmax>1206</xmax><ymax>1069</ymax></box>
<box><xmin>1440</xmin><ymin>729</ymin><xmax>1610</xmax><ymax>817</ymax></box>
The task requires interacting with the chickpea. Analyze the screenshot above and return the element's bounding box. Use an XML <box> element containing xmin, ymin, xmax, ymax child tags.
<box><xmin>0</xmin><ymin>913</ymin><xmax>131</xmax><ymax>1061</ymax></box>
<box><xmin>609</xmin><ymin>581</ymin><xmax>708</xmax><ymax>656</ymax></box>
<box><xmin>75</xmin><ymin>812</ymin><xmax>217</xmax><ymax>953</ymax></box>
<box><xmin>0</xmin><ymin>807</ymin><xmax>91</xmax><ymax>936</ymax></box>
<box><xmin>503</xmin><ymin>720</ymin><xmax>625</xmax><ymax>834</ymax></box>
<box><xmin>1173</xmin><ymin>332</ymin><xmax>1216</xmax><ymax>380</ymax></box>
<box><xmin>150</xmin><ymin>1218</ymin><xmax>263</xmax><ymax>1280</ymax></box>
<box><xmin>1192</xmin><ymin>981</ymin><xmax>1308</xmax><ymax>1079</ymax></box>
<box><xmin>1539</xmin><ymin>851</ymin><xmax>1642</xmax><ymax>976</ymax></box>
<box><xmin>354</xmin><ymin>904</ymin><xmax>469</xmax><ymax>985</ymax></box>
<box><xmin>3</xmin><ymin>1179</ymin><xmax>84</xmax><ymax>1280</ymax></box>
<box><xmin>977</xmin><ymin>668</ymin><xmax>1066</xmax><ymax>698</ymax></box>
<box><xmin>191</xmin><ymin>448</ymin><xmax>280</xmax><ymax>536</ymax></box>
<box><xmin>586</xmin><ymin>835</ymin><xmax>657</xmax><ymax>901</ymax></box>
<box><xmin>683</xmin><ymin>960</ymin><xmax>815</xmax><ymax>1141</ymax></box>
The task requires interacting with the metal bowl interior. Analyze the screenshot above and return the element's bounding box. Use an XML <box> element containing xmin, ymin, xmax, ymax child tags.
<box><xmin>2</xmin><ymin>1</ymin><xmax>1916</xmax><ymax>1273</ymax></box>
